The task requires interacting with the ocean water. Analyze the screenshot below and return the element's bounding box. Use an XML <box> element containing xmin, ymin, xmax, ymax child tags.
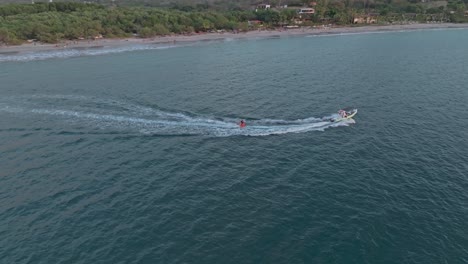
<box><xmin>1</xmin><ymin>29</ymin><xmax>468</xmax><ymax>263</ymax></box>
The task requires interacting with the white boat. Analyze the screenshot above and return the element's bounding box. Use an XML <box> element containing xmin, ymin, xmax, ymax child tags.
<box><xmin>331</xmin><ymin>109</ymin><xmax>357</xmax><ymax>122</ymax></box>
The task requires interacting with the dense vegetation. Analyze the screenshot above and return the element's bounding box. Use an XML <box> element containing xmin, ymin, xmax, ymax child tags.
<box><xmin>0</xmin><ymin>3</ymin><xmax>293</xmax><ymax>44</ymax></box>
<box><xmin>0</xmin><ymin>1</ymin><xmax>467</xmax><ymax>45</ymax></box>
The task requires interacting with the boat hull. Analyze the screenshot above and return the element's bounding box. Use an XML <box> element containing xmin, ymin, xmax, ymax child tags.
<box><xmin>334</xmin><ymin>109</ymin><xmax>357</xmax><ymax>122</ymax></box>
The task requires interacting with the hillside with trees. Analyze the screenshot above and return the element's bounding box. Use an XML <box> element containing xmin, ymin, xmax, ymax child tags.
<box><xmin>0</xmin><ymin>0</ymin><xmax>467</xmax><ymax>45</ymax></box>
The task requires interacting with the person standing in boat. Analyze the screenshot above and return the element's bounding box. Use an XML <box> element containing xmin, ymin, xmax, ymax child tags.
<box><xmin>339</xmin><ymin>110</ymin><xmax>347</xmax><ymax>118</ymax></box>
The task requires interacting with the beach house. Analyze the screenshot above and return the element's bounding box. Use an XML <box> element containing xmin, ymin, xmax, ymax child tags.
<box><xmin>353</xmin><ymin>13</ymin><xmax>378</xmax><ymax>24</ymax></box>
<box><xmin>298</xmin><ymin>8</ymin><xmax>315</xmax><ymax>14</ymax></box>
<box><xmin>257</xmin><ymin>4</ymin><xmax>271</xmax><ymax>9</ymax></box>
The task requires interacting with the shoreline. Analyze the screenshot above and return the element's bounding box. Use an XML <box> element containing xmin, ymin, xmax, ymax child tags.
<box><xmin>1</xmin><ymin>23</ymin><xmax>467</xmax><ymax>55</ymax></box>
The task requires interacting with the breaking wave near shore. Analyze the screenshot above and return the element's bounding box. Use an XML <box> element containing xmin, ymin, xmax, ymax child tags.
<box><xmin>0</xmin><ymin>95</ymin><xmax>355</xmax><ymax>136</ymax></box>
<box><xmin>0</xmin><ymin>44</ymin><xmax>180</xmax><ymax>62</ymax></box>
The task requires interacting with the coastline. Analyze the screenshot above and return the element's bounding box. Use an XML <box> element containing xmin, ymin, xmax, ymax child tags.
<box><xmin>1</xmin><ymin>23</ymin><xmax>467</xmax><ymax>55</ymax></box>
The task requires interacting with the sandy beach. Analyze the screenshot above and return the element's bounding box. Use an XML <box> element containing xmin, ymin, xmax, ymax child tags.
<box><xmin>1</xmin><ymin>23</ymin><xmax>467</xmax><ymax>54</ymax></box>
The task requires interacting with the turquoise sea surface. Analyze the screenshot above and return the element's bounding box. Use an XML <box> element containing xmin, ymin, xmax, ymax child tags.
<box><xmin>1</xmin><ymin>29</ymin><xmax>468</xmax><ymax>263</ymax></box>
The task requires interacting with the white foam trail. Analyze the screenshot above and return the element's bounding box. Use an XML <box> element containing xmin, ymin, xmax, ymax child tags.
<box><xmin>0</xmin><ymin>44</ymin><xmax>178</xmax><ymax>62</ymax></box>
<box><xmin>3</xmin><ymin>106</ymin><xmax>355</xmax><ymax>136</ymax></box>
<box><xmin>0</xmin><ymin>95</ymin><xmax>356</xmax><ymax>137</ymax></box>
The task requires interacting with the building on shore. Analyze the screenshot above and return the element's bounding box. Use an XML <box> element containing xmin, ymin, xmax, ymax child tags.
<box><xmin>353</xmin><ymin>13</ymin><xmax>379</xmax><ymax>24</ymax></box>
<box><xmin>298</xmin><ymin>8</ymin><xmax>315</xmax><ymax>14</ymax></box>
<box><xmin>257</xmin><ymin>4</ymin><xmax>271</xmax><ymax>10</ymax></box>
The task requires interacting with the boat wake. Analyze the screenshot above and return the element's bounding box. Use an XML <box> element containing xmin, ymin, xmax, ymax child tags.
<box><xmin>0</xmin><ymin>95</ymin><xmax>355</xmax><ymax>137</ymax></box>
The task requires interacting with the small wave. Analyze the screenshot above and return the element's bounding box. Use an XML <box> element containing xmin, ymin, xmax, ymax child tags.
<box><xmin>305</xmin><ymin>27</ymin><xmax>468</xmax><ymax>39</ymax></box>
<box><xmin>0</xmin><ymin>44</ymin><xmax>179</xmax><ymax>62</ymax></box>
<box><xmin>0</xmin><ymin>95</ymin><xmax>356</xmax><ymax>137</ymax></box>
